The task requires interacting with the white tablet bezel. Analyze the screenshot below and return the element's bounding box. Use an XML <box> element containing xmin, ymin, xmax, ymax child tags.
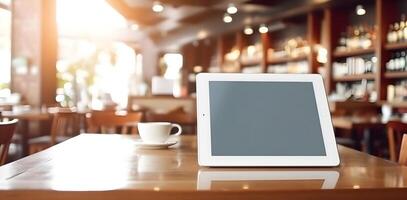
<box><xmin>196</xmin><ymin>73</ymin><xmax>340</xmax><ymax>167</ymax></box>
<box><xmin>197</xmin><ymin>170</ymin><xmax>340</xmax><ymax>190</ymax></box>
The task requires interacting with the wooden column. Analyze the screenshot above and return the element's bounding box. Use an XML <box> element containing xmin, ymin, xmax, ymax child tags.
<box><xmin>261</xmin><ymin>32</ymin><xmax>270</xmax><ymax>73</ymax></box>
<box><xmin>323</xmin><ymin>8</ymin><xmax>347</xmax><ymax>94</ymax></box>
<box><xmin>307</xmin><ymin>11</ymin><xmax>322</xmax><ymax>74</ymax></box>
<box><xmin>236</xmin><ymin>32</ymin><xmax>244</xmax><ymax>72</ymax></box>
<box><xmin>217</xmin><ymin>37</ymin><xmax>225</xmax><ymax>72</ymax></box>
<box><xmin>375</xmin><ymin>0</ymin><xmax>396</xmax><ymax>102</ymax></box>
<box><xmin>11</xmin><ymin>0</ymin><xmax>57</xmax><ymax>107</ymax></box>
<box><xmin>323</xmin><ymin>8</ymin><xmax>334</xmax><ymax>94</ymax></box>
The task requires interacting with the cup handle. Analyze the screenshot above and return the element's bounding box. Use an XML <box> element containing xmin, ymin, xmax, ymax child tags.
<box><xmin>171</xmin><ymin>123</ymin><xmax>182</xmax><ymax>136</ymax></box>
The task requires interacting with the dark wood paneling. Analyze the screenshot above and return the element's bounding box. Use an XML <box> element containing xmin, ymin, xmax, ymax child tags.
<box><xmin>179</xmin><ymin>9</ymin><xmax>223</xmax><ymax>24</ymax></box>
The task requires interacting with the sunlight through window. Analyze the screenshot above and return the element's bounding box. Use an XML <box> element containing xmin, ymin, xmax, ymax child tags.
<box><xmin>0</xmin><ymin>7</ymin><xmax>11</xmax><ymax>96</ymax></box>
<box><xmin>57</xmin><ymin>0</ymin><xmax>127</xmax><ymax>36</ymax></box>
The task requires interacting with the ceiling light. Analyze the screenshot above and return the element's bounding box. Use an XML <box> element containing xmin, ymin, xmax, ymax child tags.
<box><xmin>223</xmin><ymin>13</ymin><xmax>232</xmax><ymax>23</ymax></box>
<box><xmin>226</xmin><ymin>3</ymin><xmax>238</xmax><ymax>14</ymax></box>
<box><xmin>197</xmin><ymin>30</ymin><xmax>208</xmax><ymax>39</ymax></box>
<box><xmin>152</xmin><ymin>1</ymin><xmax>164</xmax><ymax>13</ymax></box>
<box><xmin>244</xmin><ymin>26</ymin><xmax>253</xmax><ymax>35</ymax></box>
<box><xmin>356</xmin><ymin>5</ymin><xmax>366</xmax><ymax>16</ymax></box>
<box><xmin>130</xmin><ymin>23</ymin><xmax>139</xmax><ymax>31</ymax></box>
<box><xmin>193</xmin><ymin>65</ymin><xmax>203</xmax><ymax>73</ymax></box>
<box><xmin>258</xmin><ymin>24</ymin><xmax>268</xmax><ymax>33</ymax></box>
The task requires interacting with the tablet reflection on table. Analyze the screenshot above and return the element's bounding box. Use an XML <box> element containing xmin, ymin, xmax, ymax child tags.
<box><xmin>197</xmin><ymin>170</ymin><xmax>339</xmax><ymax>190</ymax></box>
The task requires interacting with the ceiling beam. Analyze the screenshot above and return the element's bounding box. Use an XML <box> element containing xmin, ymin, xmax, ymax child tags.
<box><xmin>106</xmin><ymin>0</ymin><xmax>164</xmax><ymax>26</ymax></box>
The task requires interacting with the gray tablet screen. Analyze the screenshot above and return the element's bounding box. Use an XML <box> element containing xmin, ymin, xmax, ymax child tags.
<box><xmin>209</xmin><ymin>81</ymin><xmax>326</xmax><ymax>156</ymax></box>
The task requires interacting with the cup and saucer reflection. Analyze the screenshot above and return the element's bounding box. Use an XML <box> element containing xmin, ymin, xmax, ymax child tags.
<box><xmin>197</xmin><ymin>169</ymin><xmax>339</xmax><ymax>190</ymax></box>
<box><xmin>137</xmin><ymin>154</ymin><xmax>182</xmax><ymax>173</ymax></box>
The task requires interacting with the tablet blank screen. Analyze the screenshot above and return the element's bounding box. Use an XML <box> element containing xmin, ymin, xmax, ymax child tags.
<box><xmin>209</xmin><ymin>81</ymin><xmax>326</xmax><ymax>156</ymax></box>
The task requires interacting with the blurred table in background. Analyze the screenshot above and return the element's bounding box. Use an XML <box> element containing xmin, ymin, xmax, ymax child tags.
<box><xmin>329</xmin><ymin>101</ymin><xmax>379</xmax><ymax>115</ymax></box>
<box><xmin>128</xmin><ymin>96</ymin><xmax>197</xmax><ymax>134</ymax></box>
<box><xmin>1</xmin><ymin>109</ymin><xmax>51</xmax><ymax>156</ymax></box>
<box><xmin>127</xmin><ymin>96</ymin><xmax>196</xmax><ymax>114</ymax></box>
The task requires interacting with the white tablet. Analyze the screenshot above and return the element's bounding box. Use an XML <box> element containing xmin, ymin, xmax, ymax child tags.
<box><xmin>197</xmin><ymin>170</ymin><xmax>339</xmax><ymax>190</ymax></box>
<box><xmin>196</xmin><ymin>73</ymin><xmax>340</xmax><ymax>167</ymax></box>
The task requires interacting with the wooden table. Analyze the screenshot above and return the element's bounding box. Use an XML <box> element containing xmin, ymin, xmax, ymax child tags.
<box><xmin>1</xmin><ymin>110</ymin><xmax>51</xmax><ymax>156</ymax></box>
<box><xmin>332</xmin><ymin>115</ymin><xmax>387</xmax><ymax>153</ymax></box>
<box><xmin>0</xmin><ymin>134</ymin><xmax>406</xmax><ymax>200</ymax></box>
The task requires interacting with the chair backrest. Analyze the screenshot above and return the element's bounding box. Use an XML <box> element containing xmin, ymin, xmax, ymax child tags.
<box><xmin>146</xmin><ymin>110</ymin><xmax>196</xmax><ymax>134</ymax></box>
<box><xmin>399</xmin><ymin>134</ymin><xmax>407</xmax><ymax>166</ymax></box>
<box><xmin>0</xmin><ymin>119</ymin><xmax>18</xmax><ymax>165</ymax></box>
<box><xmin>49</xmin><ymin>111</ymin><xmax>82</xmax><ymax>144</ymax></box>
<box><xmin>386</xmin><ymin>121</ymin><xmax>407</xmax><ymax>162</ymax></box>
<box><xmin>87</xmin><ymin>111</ymin><xmax>143</xmax><ymax>134</ymax></box>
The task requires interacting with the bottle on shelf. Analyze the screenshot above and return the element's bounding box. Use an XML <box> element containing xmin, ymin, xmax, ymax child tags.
<box><xmin>387</xmin><ymin>80</ymin><xmax>407</xmax><ymax>102</ymax></box>
<box><xmin>404</xmin><ymin>14</ymin><xmax>407</xmax><ymax>41</ymax></box>
<box><xmin>338</xmin><ymin>32</ymin><xmax>347</xmax><ymax>49</ymax></box>
<box><xmin>268</xmin><ymin>37</ymin><xmax>309</xmax><ymax>60</ymax></box>
<box><xmin>337</xmin><ymin>24</ymin><xmax>375</xmax><ymax>51</ymax></box>
<box><xmin>387</xmin><ymin>24</ymin><xmax>394</xmax><ymax>43</ymax></box>
<box><xmin>387</xmin><ymin>14</ymin><xmax>407</xmax><ymax>43</ymax></box>
<box><xmin>386</xmin><ymin>50</ymin><xmax>407</xmax><ymax>72</ymax></box>
<box><xmin>334</xmin><ymin>81</ymin><xmax>376</xmax><ymax>101</ymax></box>
<box><xmin>333</xmin><ymin>56</ymin><xmax>376</xmax><ymax>77</ymax></box>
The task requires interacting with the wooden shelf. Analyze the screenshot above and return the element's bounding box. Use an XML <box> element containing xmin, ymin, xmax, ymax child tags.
<box><xmin>333</xmin><ymin>74</ymin><xmax>375</xmax><ymax>82</ymax></box>
<box><xmin>384</xmin><ymin>71</ymin><xmax>407</xmax><ymax>79</ymax></box>
<box><xmin>267</xmin><ymin>55</ymin><xmax>308</xmax><ymax>65</ymax></box>
<box><xmin>385</xmin><ymin>42</ymin><xmax>407</xmax><ymax>50</ymax></box>
<box><xmin>329</xmin><ymin>100</ymin><xmax>378</xmax><ymax>112</ymax></box>
<box><xmin>379</xmin><ymin>101</ymin><xmax>407</xmax><ymax>108</ymax></box>
<box><xmin>333</xmin><ymin>47</ymin><xmax>375</xmax><ymax>58</ymax></box>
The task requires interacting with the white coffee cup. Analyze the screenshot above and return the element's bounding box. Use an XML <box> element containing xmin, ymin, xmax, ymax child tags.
<box><xmin>138</xmin><ymin>122</ymin><xmax>182</xmax><ymax>144</ymax></box>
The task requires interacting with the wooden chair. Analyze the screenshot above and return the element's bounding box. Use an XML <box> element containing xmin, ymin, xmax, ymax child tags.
<box><xmin>386</xmin><ymin>121</ymin><xmax>407</xmax><ymax>162</ymax></box>
<box><xmin>87</xmin><ymin>111</ymin><xmax>143</xmax><ymax>134</ymax></box>
<box><xmin>29</xmin><ymin>111</ymin><xmax>81</xmax><ymax>154</ymax></box>
<box><xmin>0</xmin><ymin>119</ymin><xmax>18</xmax><ymax>165</ymax></box>
<box><xmin>399</xmin><ymin>134</ymin><xmax>407</xmax><ymax>166</ymax></box>
<box><xmin>146</xmin><ymin>109</ymin><xmax>196</xmax><ymax>135</ymax></box>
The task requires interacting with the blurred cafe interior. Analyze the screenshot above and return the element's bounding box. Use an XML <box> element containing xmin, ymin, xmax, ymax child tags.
<box><xmin>1</xmin><ymin>0</ymin><xmax>407</xmax><ymax>199</ymax></box>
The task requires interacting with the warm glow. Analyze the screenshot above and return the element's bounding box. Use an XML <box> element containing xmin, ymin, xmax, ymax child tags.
<box><xmin>223</xmin><ymin>13</ymin><xmax>233</xmax><ymax>23</ymax></box>
<box><xmin>163</xmin><ymin>53</ymin><xmax>183</xmax><ymax>79</ymax></box>
<box><xmin>152</xmin><ymin>1</ymin><xmax>164</xmax><ymax>13</ymax></box>
<box><xmin>356</xmin><ymin>5</ymin><xmax>366</xmax><ymax>16</ymax></box>
<box><xmin>227</xmin><ymin>4</ymin><xmax>238</xmax><ymax>14</ymax></box>
<box><xmin>225</xmin><ymin>48</ymin><xmax>240</xmax><ymax>61</ymax></box>
<box><xmin>197</xmin><ymin>30</ymin><xmax>208</xmax><ymax>39</ymax></box>
<box><xmin>57</xmin><ymin>0</ymin><xmax>127</xmax><ymax>36</ymax></box>
<box><xmin>316</xmin><ymin>45</ymin><xmax>327</xmax><ymax>64</ymax></box>
<box><xmin>130</xmin><ymin>23</ymin><xmax>139</xmax><ymax>31</ymax></box>
<box><xmin>193</xmin><ymin>65</ymin><xmax>203</xmax><ymax>73</ymax></box>
<box><xmin>259</xmin><ymin>24</ymin><xmax>269</xmax><ymax>33</ymax></box>
<box><xmin>244</xmin><ymin>26</ymin><xmax>254</xmax><ymax>35</ymax></box>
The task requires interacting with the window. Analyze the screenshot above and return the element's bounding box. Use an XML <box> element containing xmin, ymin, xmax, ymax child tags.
<box><xmin>0</xmin><ymin>6</ymin><xmax>11</xmax><ymax>97</ymax></box>
<box><xmin>56</xmin><ymin>0</ymin><xmax>141</xmax><ymax>109</ymax></box>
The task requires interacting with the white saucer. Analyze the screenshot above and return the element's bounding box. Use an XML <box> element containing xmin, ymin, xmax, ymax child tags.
<box><xmin>134</xmin><ymin>139</ymin><xmax>178</xmax><ymax>149</ymax></box>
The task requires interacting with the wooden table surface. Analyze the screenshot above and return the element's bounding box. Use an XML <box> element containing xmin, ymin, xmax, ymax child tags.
<box><xmin>331</xmin><ymin>115</ymin><xmax>385</xmax><ymax>130</ymax></box>
<box><xmin>0</xmin><ymin>134</ymin><xmax>406</xmax><ymax>200</ymax></box>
